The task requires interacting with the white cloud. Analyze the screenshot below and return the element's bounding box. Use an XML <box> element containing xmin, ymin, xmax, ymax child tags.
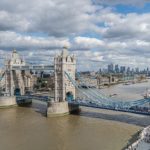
<box><xmin>93</xmin><ymin>0</ymin><xmax>149</xmax><ymax>7</ymax></box>
<box><xmin>73</xmin><ymin>37</ymin><xmax>104</xmax><ymax>50</ymax></box>
<box><xmin>0</xmin><ymin>31</ymin><xmax>70</xmax><ymax>50</ymax></box>
<box><xmin>0</xmin><ymin>0</ymin><xmax>150</xmax><ymax>70</ymax></box>
<box><xmin>102</xmin><ymin>13</ymin><xmax>150</xmax><ymax>41</ymax></box>
<box><xmin>0</xmin><ymin>0</ymin><xmax>98</xmax><ymax>37</ymax></box>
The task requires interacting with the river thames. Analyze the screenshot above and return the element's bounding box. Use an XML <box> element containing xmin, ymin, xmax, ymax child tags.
<box><xmin>1</xmin><ymin>81</ymin><xmax>150</xmax><ymax>150</ymax></box>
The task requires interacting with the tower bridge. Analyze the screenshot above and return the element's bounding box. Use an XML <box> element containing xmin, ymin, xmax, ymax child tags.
<box><xmin>0</xmin><ymin>48</ymin><xmax>150</xmax><ymax>116</ymax></box>
<box><xmin>0</xmin><ymin>47</ymin><xmax>77</xmax><ymax>116</ymax></box>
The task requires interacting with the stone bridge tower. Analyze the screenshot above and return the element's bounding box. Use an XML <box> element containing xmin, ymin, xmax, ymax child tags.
<box><xmin>47</xmin><ymin>47</ymin><xmax>77</xmax><ymax>116</ymax></box>
<box><xmin>4</xmin><ymin>49</ymin><xmax>33</xmax><ymax>96</ymax></box>
<box><xmin>5</xmin><ymin>49</ymin><xmax>26</xmax><ymax>96</ymax></box>
<box><xmin>54</xmin><ymin>46</ymin><xmax>76</xmax><ymax>102</ymax></box>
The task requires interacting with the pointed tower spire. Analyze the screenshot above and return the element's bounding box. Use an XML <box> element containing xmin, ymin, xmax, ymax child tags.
<box><xmin>13</xmin><ymin>48</ymin><xmax>17</xmax><ymax>53</ymax></box>
<box><xmin>62</xmin><ymin>46</ymin><xmax>68</xmax><ymax>57</ymax></box>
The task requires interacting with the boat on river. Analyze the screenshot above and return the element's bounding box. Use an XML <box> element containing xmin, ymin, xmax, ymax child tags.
<box><xmin>143</xmin><ymin>89</ymin><xmax>150</xmax><ymax>99</ymax></box>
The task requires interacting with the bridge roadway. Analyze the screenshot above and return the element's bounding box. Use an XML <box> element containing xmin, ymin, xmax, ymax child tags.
<box><xmin>16</xmin><ymin>95</ymin><xmax>150</xmax><ymax>116</ymax></box>
<box><xmin>69</xmin><ymin>100</ymin><xmax>150</xmax><ymax>116</ymax></box>
<box><xmin>16</xmin><ymin>95</ymin><xmax>51</xmax><ymax>104</ymax></box>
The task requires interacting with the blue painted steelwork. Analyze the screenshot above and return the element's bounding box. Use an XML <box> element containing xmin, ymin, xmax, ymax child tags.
<box><xmin>65</xmin><ymin>72</ymin><xmax>150</xmax><ymax>114</ymax></box>
<box><xmin>0</xmin><ymin>72</ymin><xmax>5</xmax><ymax>81</ymax></box>
<box><xmin>68</xmin><ymin>100</ymin><xmax>150</xmax><ymax>115</ymax></box>
<box><xmin>16</xmin><ymin>95</ymin><xmax>51</xmax><ymax>103</ymax></box>
<box><xmin>66</xmin><ymin>92</ymin><xmax>74</xmax><ymax>101</ymax></box>
<box><xmin>14</xmin><ymin>88</ymin><xmax>21</xmax><ymax>96</ymax></box>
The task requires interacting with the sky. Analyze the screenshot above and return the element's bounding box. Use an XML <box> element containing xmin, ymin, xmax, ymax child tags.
<box><xmin>0</xmin><ymin>0</ymin><xmax>150</xmax><ymax>71</ymax></box>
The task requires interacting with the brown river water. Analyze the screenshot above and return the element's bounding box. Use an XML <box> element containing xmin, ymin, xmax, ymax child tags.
<box><xmin>1</xmin><ymin>81</ymin><xmax>150</xmax><ymax>150</ymax></box>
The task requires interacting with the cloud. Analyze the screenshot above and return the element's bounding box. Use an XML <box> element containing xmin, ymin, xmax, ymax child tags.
<box><xmin>0</xmin><ymin>0</ymin><xmax>150</xmax><ymax>70</ymax></box>
<box><xmin>73</xmin><ymin>37</ymin><xmax>104</xmax><ymax>50</ymax></box>
<box><xmin>0</xmin><ymin>31</ymin><xmax>70</xmax><ymax>50</ymax></box>
<box><xmin>0</xmin><ymin>30</ymin><xmax>150</xmax><ymax>70</ymax></box>
<box><xmin>93</xmin><ymin>0</ymin><xmax>149</xmax><ymax>7</ymax></box>
<box><xmin>71</xmin><ymin>36</ymin><xmax>150</xmax><ymax>70</ymax></box>
<box><xmin>103</xmin><ymin>13</ymin><xmax>150</xmax><ymax>41</ymax></box>
<box><xmin>0</xmin><ymin>0</ymin><xmax>98</xmax><ymax>37</ymax></box>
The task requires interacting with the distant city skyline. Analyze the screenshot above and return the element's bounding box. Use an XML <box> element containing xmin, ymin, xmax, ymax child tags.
<box><xmin>99</xmin><ymin>63</ymin><xmax>150</xmax><ymax>74</ymax></box>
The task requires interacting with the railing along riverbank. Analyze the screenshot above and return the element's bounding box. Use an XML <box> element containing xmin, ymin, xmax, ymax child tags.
<box><xmin>124</xmin><ymin>125</ymin><xmax>150</xmax><ymax>150</ymax></box>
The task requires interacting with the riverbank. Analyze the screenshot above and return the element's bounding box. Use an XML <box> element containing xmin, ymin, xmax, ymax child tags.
<box><xmin>124</xmin><ymin>126</ymin><xmax>150</xmax><ymax>150</ymax></box>
<box><xmin>97</xmin><ymin>79</ymin><xmax>148</xmax><ymax>89</ymax></box>
<box><xmin>122</xmin><ymin>130</ymin><xmax>141</xmax><ymax>150</ymax></box>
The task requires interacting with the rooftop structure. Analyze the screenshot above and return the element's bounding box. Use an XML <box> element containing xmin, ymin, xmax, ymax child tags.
<box><xmin>5</xmin><ymin>49</ymin><xmax>25</xmax><ymax>69</ymax></box>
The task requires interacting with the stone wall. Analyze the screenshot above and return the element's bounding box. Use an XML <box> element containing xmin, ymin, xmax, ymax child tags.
<box><xmin>47</xmin><ymin>101</ymin><xmax>69</xmax><ymax>117</ymax></box>
<box><xmin>0</xmin><ymin>96</ymin><xmax>16</xmax><ymax>107</ymax></box>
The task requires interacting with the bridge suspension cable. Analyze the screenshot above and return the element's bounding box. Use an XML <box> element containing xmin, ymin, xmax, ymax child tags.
<box><xmin>77</xmin><ymin>73</ymin><xmax>150</xmax><ymax>106</ymax></box>
<box><xmin>65</xmin><ymin>72</ymin><xmax>150</xmax><ymax>109</ymax></box>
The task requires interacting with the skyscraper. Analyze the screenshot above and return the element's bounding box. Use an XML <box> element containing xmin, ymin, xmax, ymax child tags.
<box><xmin>127</xmin><ymin>67</ymin><xmax>130</xmax><ymax>74</ymax></box>
<box><xmin>115</xmin><ymin>64</ymin><xmax>119</xmax><ymax>73</ymax></box>
<box><xmin>120</xmin><ymin>66</ymin><xmax>126</xmax><ymax>73</ymax></box>
<box><xmin>135</xmin><ymin>67</ymin><xmax>139</xmax><ymax>74</ymax></box>
<box><xmin>108</xmin><ymin>63</ymin><xmax>114</xmax><ymax>73</ymax></box>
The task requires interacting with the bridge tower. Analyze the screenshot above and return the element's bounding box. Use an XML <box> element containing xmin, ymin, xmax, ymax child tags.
<box><xmin>54</xmin><ymin>46</ymin><xmax>76</xmax><ymax>102</ymax></box>
<box><xmin>47</xmin><ymin>47</ymin><xmax>77</xmax><ymax>116</ymax></box>
<box><xmin>5</xmin><ymin>49</ymin><xmax>26</xmax><ymax>96</ymax></box>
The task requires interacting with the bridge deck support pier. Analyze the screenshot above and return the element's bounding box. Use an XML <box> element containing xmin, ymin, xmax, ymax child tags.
<box><xmin>0</xmin><ymin>96</ymin><xmax>17</xmax><ymax>108</ymax></box>
<box><xmin>47</xmin><ymin>101</ymin><xmax>79</xmax><ymax>117</ymax></box>
<box><xmin>47</xmin><ymin>101</ymin><xmax>69</xmax><ymax>117</ymax></box>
